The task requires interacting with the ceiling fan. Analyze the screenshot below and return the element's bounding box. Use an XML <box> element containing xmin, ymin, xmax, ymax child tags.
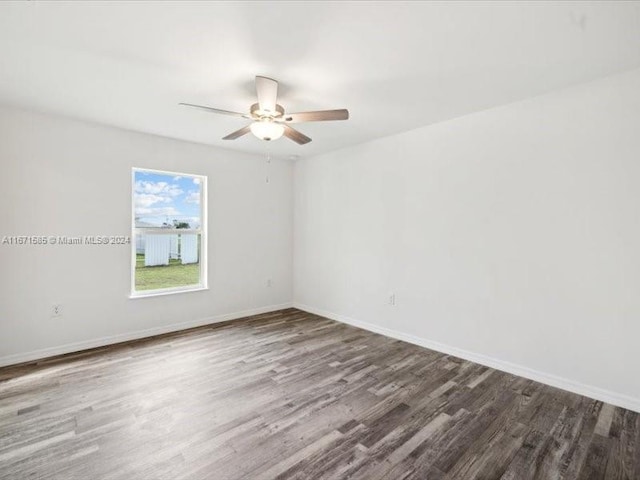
<box><xmin>180</xmin><ymin>76</ymin><xmax>349</xmax><ymax>144</ymax></box>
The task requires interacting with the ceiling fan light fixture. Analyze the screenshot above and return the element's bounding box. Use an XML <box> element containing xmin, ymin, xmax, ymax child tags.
<box><xmin>250</xmin><ymin>120</ymin><xmax>284</xmax><ymax>141</ymax></box>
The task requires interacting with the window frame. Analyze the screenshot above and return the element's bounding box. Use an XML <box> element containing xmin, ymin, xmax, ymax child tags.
<box><xmin>130</xmin><ymin>167</ymin><xmax>208</xmax><ymax>298</ymax></box>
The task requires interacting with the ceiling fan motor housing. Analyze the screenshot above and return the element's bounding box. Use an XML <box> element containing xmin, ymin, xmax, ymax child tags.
<box><xmin>250</xmin><ymin>103</ymin><xmax>284</xmax><ymax>119</ymax></box>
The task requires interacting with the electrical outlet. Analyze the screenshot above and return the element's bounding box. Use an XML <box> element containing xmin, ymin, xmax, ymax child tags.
<box><xmin>389</xmin><ymin>294</ymin><xmax>396</xmax><ymax>306</ymax></box>
<box><xmin>51</xmin><ymin>304</ymin><xmax>63</xmax><ymax>318</ymax></box>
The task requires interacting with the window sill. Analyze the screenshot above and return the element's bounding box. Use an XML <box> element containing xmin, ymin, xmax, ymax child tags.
<box><xmin>129</xmin><ymin>285</ymin><xmax>209</xmax><ymax>299</ymax></box>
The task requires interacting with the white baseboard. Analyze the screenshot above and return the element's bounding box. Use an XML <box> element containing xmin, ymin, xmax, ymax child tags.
<box><xmin>0</xmin><ymin>302</ymin><xmax>293</xmax><ymax>368</ymax></box>
<box><xmin>294</xmin><ymin>303</ymin><xmax>640</xmax><ymax>414</ymax></box>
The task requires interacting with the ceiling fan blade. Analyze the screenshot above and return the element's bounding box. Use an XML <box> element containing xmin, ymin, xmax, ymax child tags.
<box><xmin>255</xmin><ymin>76</ymin><xmax>278</xmax><ymax>114</ymax></box>
<box><xmin>222</xmin><ymin>125</ymin><xmax>252</xmax><ymax>140</ymax></box>
<box><xmin>281</xmin><ymin>109</ymin><xmax>349</xmax><ymax>123</ymax></box>
<box><xmin>283</xmin><ymin>125</ymin><xmax>312</xmax><ymax>145</ymax></box>
<box><xmin>180</xmin><ymin>103</ymin><xmax>251</xmax><ymax>119</ymax></box>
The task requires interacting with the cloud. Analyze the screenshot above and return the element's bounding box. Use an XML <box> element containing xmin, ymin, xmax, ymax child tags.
<box><xmin>135</xmin><ymin>206</ymin><xmax>180</xmax><ymax>217</ymax></box>
<box><xmin>173</xmin><ymin>176</ymin><xmax>183</xmax><ymax>181</ymax></box>
<box><xmin>193</xmin><ymin>178</ymin><xmax>201</xmax><ymax>185</ymax></box>
<box><xmin>135</xmin><ymin>181</ymin><xmax>183</xmax><ymax>197</ymax></box>
<box><xmin>135</xmin><ymin>193</ymin><xmax>173</xmax><ymax>209</ymax></box>
<box><xmin>134</xmin><ymin>180</ymin><xmax>185</xmax><ymax>217</ymax></box>
<box><xmin>185</xmin><ymin>191</ymin><xmax>200</xmax><ymax>204</ymax></box>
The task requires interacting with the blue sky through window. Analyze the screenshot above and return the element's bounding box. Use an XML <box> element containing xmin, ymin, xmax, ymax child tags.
<box><xmin>134</xmin><ymin>170</ymin><xmax>202</xmax><ymax>228</ymax></box>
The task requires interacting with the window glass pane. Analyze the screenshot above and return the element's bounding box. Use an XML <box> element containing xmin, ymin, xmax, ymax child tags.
<box><xmin>135</xmin><ymin>233</ymin><xmax>201</xmax><ymax>291</ymax></box>
<box><xmin>134</xmin><ymin>171</ymin><xmax>201</xmax><ymax>229</ymax></box>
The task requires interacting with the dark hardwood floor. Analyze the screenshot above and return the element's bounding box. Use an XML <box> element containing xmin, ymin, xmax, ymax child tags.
<box><xmin>0</xmin><ymin>308</ymin><xmax>638</xmax><ymax>479</ymax></box>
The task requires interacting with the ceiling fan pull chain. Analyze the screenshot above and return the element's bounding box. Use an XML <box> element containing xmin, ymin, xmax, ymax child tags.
<box><xmin>266</xmin><ymin>148</ymin><xmax>271</xmax><ymax>184</ymax></box>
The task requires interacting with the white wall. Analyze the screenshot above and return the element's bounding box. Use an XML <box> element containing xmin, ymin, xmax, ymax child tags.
<box><xmin>0</xmin><ymin>106</ymin><xmax>293</xmax><ymax>364</ymax></box>
<box><xmin>294</xmin><ymin>68</ymin><xmax>640</xmax><ymax>411</ymax></box>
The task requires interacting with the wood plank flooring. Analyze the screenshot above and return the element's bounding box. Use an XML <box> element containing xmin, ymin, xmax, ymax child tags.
<box><xmin>0</xmin><ymin>308</ymin><xmax>638</xmax><ymax>479</ymax></box>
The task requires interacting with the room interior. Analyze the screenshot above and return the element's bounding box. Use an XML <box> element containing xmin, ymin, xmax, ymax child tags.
<box><xmin>1</xmin><ymin>2</ymin><xmax>639</xmax><ymax>479</ymax></box>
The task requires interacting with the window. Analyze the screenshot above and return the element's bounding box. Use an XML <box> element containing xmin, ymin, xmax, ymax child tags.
<box><xmin>131</xmin><ymin>168</ymin><xmax>207</xmax><ymax>297</ymax></box>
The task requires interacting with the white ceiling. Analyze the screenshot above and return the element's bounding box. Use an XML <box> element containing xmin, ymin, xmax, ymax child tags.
<box><xmin>1</xmin><ymin>1</ymin><xmax>639</xmax><ymax>159</ymax></box>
